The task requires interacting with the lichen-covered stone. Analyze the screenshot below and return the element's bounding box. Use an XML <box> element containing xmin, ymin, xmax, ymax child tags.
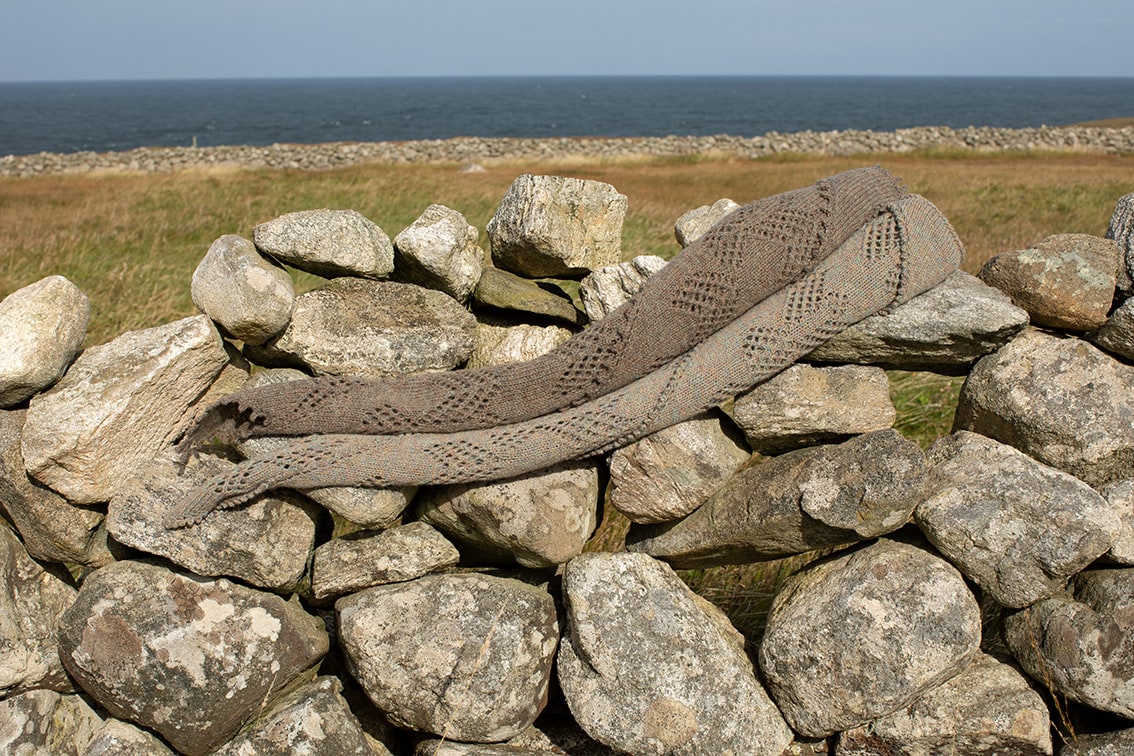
<box><xmin>1104</xmin><ymin>479</ymin><xmax>1134</xmax><ymax>565</ymax></box>
<box><xmin>191</xmin><ymin>234</ymin><xmax>295</xmax><ymax>345</ymax></box>
<box><xmin>807</xmin><ymin>271</ymin><xmax>1029</xmax><ymax>372</ymax></box>
<box><xmin>557</xmin><ymin>552</ymin><xmax>792</xmax><ymax>755</ymax></box>
<box><xmin>954</xmin><ymin>328</ymin><xmax>1134</xmax><ymax>488</ymax></box>
<box><xmin>978</xmin><ymin>233</ymin><xmax>1119</xmax><ymax>332</ymax></box>
<box><xmin>836</xmin><ymin>653</ymin><xmax>1052</xmax><ymax>756</ymax></box>
<box><xmin>393</xmin><ymin>203</ymin><xmax>484</xmax><ymax>302</ymax></box>
<box><xmin>472</xmin><ymin>267</ymin><xmax>586</xmax><ymax>326</ymax></box>
<box><xmin>488</xmin><ymin>174</ymin><xmax>627</xmax><ymax>278</ymax></box>
<box><xmin>0</xmin><ymin>523</ymin><xmax>76</xmax><ymax>696</ymax></box>
<box><xmin>245</xmin><ymin>278</ymin><xmax>477</xmax><ymax>377</ymax></box>
<box><xmin>83</xmin><ymin>718</ymin><xmax>177</xmax><ymax>756</ymax></box>
<box><xmin>759</xmin><ymin>539</ymin><xmax>981</xmax><ymax>738</ymax></box>
<box><xmin>674</xmin><ymin>198</ymin><xmax>740</xmax><ymax>247</ymax></box>
<box><xmin>21</xmin><ymin>314</ymin><xmax>231</xmax><ymax>504</ymax></box>
<box><xmin>607</xmin><ymin>411</ymin><xmax>749</xmax><ymax>524</ymax></box>
<box><xmin>578</xmin><ymin>255</ymin><xmax>667</xmax><ymax>321</ymax></box>
<box><xmin>916</xmin><ymin>431</ymin><xmax>1120</xmax><ymax>608</ymax></box>
<box><xmin>1106</xmin><ymin>192</ymin><xmax>1134</xmax><ymax>297</ymax></box>
<box><xmin>1062</xmin><ymin>727</ymin><xmax>1134</xmax><ymax>755</ymax></box>
<box><xmin>1090</xmin><ymin>295</ymin><xmax>1134</xmax><ymax>361</ymax></box>
<box><xmin>57</xmin><ymin>560</ymin><xmax>329</xmax><ymax>756</ymax></box>
<box><xmin>0</xmin><ymin>689</ymin><xmax>105</xmax><ymax>755</ymax></box>
<box><xmin>1005</xmin><ymin>568</ymin><xmax>1134</xmax><ymax>720</ymax></box>
<box><xmin>337</xmin><ymin>573</ymin><xmax>559</xmax><ymax>743</ymax></box>
<box><xmin>467</xmin><ymin>321</ymin><xmax>573</xmax><ymax>369</ymax></box>
<box><xmin>0</xmin><ymin>275</ymin><xmax>89</xmax><ymax>408</ymax></box>
<box><xmin>731</xmin><ymin>363</ymin><xmax>896</xmax><ymax>454</ymax></box>
<box><xmin>628</xmin><ymin>430</ymin><xmax>927</xmax><ymax>568</ymax></box>
<box><xmin>311</xmin><ymin>522</ymin><xmax>460</xmax><ymax>600</ymax></box>
<box><xmin>253</xmin><ymin>208</ymin><xmax>395</xmax><ymax>279</ymax></box>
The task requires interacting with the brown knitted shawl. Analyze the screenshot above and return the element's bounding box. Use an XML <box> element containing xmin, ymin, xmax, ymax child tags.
<box><xmin>166</xmin><ymin>174</ymin><xmax>963</xmax><ymax>527</ymax></box>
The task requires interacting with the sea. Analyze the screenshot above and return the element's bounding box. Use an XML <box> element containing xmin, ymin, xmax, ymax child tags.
<box><xmin>2</xmin><ymin>75</ymin><xmax>1134</xmax><ymax>158</ymax></box>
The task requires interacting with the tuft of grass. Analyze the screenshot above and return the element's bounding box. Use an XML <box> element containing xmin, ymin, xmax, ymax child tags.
<box><xmin>887</xmin><ymin>370</ymin><xmax>967</xmax><ymax>449</ymax></box>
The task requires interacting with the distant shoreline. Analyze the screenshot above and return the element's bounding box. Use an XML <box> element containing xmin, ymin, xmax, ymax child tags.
<box><xmin>3</xmin><ymin>124</ymin><xmax>1133</xmax><ymax>178</ymax></box>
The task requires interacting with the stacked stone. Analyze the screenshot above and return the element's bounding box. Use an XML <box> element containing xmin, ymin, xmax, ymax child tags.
<box><xmin>1</xmin><ymin>176</ymin><xmax>1133</xmax><ymax>755</ymax></box>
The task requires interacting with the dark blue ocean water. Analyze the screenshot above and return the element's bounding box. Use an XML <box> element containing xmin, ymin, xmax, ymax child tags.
<box><xmin>2</xmin><ymin>76</ymin><xmax>1133</xmax><ymax>157</ymax></box>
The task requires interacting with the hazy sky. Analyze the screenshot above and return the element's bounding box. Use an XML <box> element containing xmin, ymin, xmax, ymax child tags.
<box><xmin>2</xmin><ymin>0</ymin><xmax>1131</xmax><ymax>82</ymax></box>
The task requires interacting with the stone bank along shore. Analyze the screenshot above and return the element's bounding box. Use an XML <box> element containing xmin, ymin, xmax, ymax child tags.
<box><xmin>3</xmin><ymin>124</ymin><xmax>1134</xmax><ymax>177</ymax></box>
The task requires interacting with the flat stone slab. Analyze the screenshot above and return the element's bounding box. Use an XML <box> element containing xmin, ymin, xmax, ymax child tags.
<box><xmin>472</xmin><ymin>267</ymin><xmax>586</xmax><ymax>326</ymax></box>
<box><xmin>253</xmin><ymin>208</ymin><xmax>395</xmax><ymax>279</ymax></box>
<box><xmin>310</xmin><ymin>521</ymin><xmax>460</xmax><ymax>600</ymax></box>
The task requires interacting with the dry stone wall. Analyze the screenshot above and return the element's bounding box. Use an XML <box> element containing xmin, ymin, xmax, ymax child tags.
<box><xmin>1</xmin><ymin>173</ymin><xmax>1134</xmax><ymax>754</ymax></box>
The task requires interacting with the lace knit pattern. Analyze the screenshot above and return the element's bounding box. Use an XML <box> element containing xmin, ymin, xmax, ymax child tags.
<box><xmin>180</xmin><ymin>167</ymin><xmax>906</xmax><ymax>449</ymax></box>
<box><xmin>167</xmin><ymin>195</ymin><xmax>963</xmax><ymax>527</ymax></box>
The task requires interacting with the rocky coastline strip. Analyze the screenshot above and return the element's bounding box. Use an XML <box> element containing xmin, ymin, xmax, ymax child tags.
<box><xmin>3</xmin><ymin>124</ymin><xmax>1134</xmax><ymax>177</ymax></box>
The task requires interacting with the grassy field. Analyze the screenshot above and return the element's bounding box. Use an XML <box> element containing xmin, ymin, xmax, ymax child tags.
<box><xmin>2</xmin><ymin>148</ymin><xmax>1131</xmax><ymax>637</ymax></box>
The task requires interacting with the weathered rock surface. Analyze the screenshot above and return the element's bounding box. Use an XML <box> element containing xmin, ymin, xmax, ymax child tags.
<box><xmin>337</xmin><ymin>573</ymin><xmax>559</xmax><ymax>743</ymax></box>
<box><xmin>557</xmin><ymin>552</ymin><xmax>792</xmax><ymax>756</ymax></box>
<box><xmin>836</xmin><ymin>653</ymin><xmax>1052</xmax><ymax>756</ymax></box>
<box><xmin>487</xmin><ymin>174</ymin><xmax>627</xmax><ymax>278</ymax></box>
<box><xmin>0</xmin><ymin>275</ymin><xmax>90</xmax><ymax>408</ymax></box>
<box><xmin>214</xmin><ymin>676</ymin><xmax>378</xmax><ymax>756</ymax></box>
<box><xmin>916</xmin><ymin>431</ymin><xmax>1120</xmax><ymax>608</ymax></box>
<box><xmin>1005</xmin><ymin>568</ymin><xmax>1134</xmax><ymax>720</ymax></box>
<box><xmin>807</xmin><ymin>271</ymin><xmax>1029</xmax><ymax>372</ymax></box>
<box><xmin>0</xmin><ymin>523</ymin><xmax>76</xmax><ymax>696</ymax></box>
<box><xmin>1090</xmin><ymin>295</ymin><xmax>1134</xmax><ymax>361</ymax></box>
<box><xmin>311</xmin><ymin>521</ymin><xmax>460</xmax><ymax>600</ymax></box>
<box><xmin>758</xmin><ymin>538</ymin><xmax>982</xmax><ymax>738</ymax></box>
<box><xmin>0</xmin><ymin>409</ymin><xmax>111</xmax><ymax>565</ymax></box>
<box><xmin>1063</xmin><ymin>727</ymin><xmax>1134</xmax><ymax>755</ymax></box>
<box><xmin>83</xmin><ymin>718</ymin><xmax>177</xmax><ymax>755</ymax></box>
<box><xmin>674</xmin><ymin>198</ymin><xmax>740</xmax><ymax>247</ymax></box>
<box><xmin>57</xmin><ymin>559</ymin><xmax>329</xmax><ymax>756</ymax></box>
<box><xmin>253</xmin><ymin>208</ymin><xmax>395</xmax><ymax>279</ymax></box>
<box><xmin>21</xmin><ymin>314</ymin><xmax>230</xmax><ymax>504</ymax></box>
<box><xmin>190</xmin><ymin>234</ymin><xmax>295</xmax><ymax>345</ymax></box>
<box><xmin>472</xmin><ymin>267</ymin><xmax>587</xmax><ymax>326</ymax></box>
<box><xmin>978</xmin><ymin>234</ymin><xmax>1119</xmax><ymax>332</ymax></box>
<box><xmin>1107</xmin><ymin>192</ymin><xmax>1134</xmax><ymax>296</ymax></box>
<box><xmin>607</xmin><ymin>411</ymin><xmax>749</xmax><ymax>524</ymax></box>
<box><xmin>467</xmin><ymin>321</ymin><xmax>573</xmax><ymax>369</ymax></box>
<box><xmin>0</xmin><ymin>689</ymin><xmax>106</xmax><ymax>755</ymax></box>
<box><xmin>107</xmin><ymin>452</ymin><xmax>319</xmax><ymax>593</ymax></box>
<box><xmin>393</xmin><ymin>203</ymin><xmax>485</xmax><ymax>302</ymax></box>
<box><xmin>1104</xmin><ymin>479</ymin><xmax>1134</xmax><ymax>564</ymax></box>
<box><xmin>954</xmin><ymin>328</ymin><xmax>1134</xmax><ymax>488</ymax></box>
<box><xmin>578</xmin><ymin>255</ymin><xmax>667</xmax><ymax>321</ymax></box>
<box><xmin>629</xmin><ymin>430</ymin><xmax>927</xmax><ymax>567</ymax></box>
<box><xmin>731</xmin><ymin>363</ymin><xmax>896</xmax><ymax>454</ymax></box>
<box><xmin>245</xmin><ymin>278</ymin><xmax>477</xmax><ymax>377</ymax></box>
<box><xmin>416</xmin><ymin>462</ymin><xmax>600</xmax><ymax>568</ymax></box>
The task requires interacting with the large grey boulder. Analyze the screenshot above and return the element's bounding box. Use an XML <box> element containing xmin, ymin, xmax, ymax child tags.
<box><xmin>836</xmin><ymin>653</ymin><xmax>1052</xmax><ymax>756</ymax></box>
<box><xmin>0</xmin><ymin>409</ymin><xmax>111</xmax><ymax>566</ymax></box>
<box><xmin>978</xmin><ymin>233</ymin><xmax>1119</xmax><ymax>332</ymax></box>
<box><xmin>416</xmin><ymin>462</ymin><xmax>600</xmax><ymax>568</ymax></box>
<box><xmin>393</xmin><ymin>203</ymin><xmax>485</xmax><ymax>302</ymax></box>
<box><xmin>731</xmin><ymin>363</ymin><xmax>895</xmax><ymax>454</ymax></box>
<box><xmin>1090</xmin><ymin>295</ymin><xmax>1134</xmax><ymax>361</ymax></box>
<box><xmin>0</xmin><ymin>275</ymin><xmax>89</xmax><ymax>408</ymax></box>
<box><xmin>674</xmin><ymin>198</ymin><xmax>740</xmax><ymax>247</ymax></box>
<box><xmin>578</xmin><ymin>255</ymin><xmax>667</xmax><ymax>321</ymax></box>
<box><xmin>191</xmin><ymin>234</ymin><xmax>294</xmax><ymax>345</ymax></box>
<box><xmin>916</xmin><ymin>431</ymin><xmax>1120</xmax><ymax>608</ymax></box>
<box><xmin>107</xmin><ymin>452</ymin><xmax>319</xmax><ymax>593</ymax></box>
<box><xmin>557</xmin><ymin>552</ymin><xmax>792</xmax><ymax>755</ymax></box>
<box><xmin>21</xmin><ymin>315</ymin><xmax>231</xmax><ymax>504</ymax></box>
<box><xmin>0</xmin><ymin>523</ymin><xmax>76</xmax><ymax>697</ymax></box>
<box><xmin>310</xmin><ymin>521</ymin><xmax>460</xmax><ymax>600</ymax></box>
<box><xmin>607</xmin><ymin>410</ymin><xmax>749</xmax><ymax>524</ymax></box>
<box><xmin>807</xmin><ymin>271</ymin><xmax>1029</xmax><ymax>372</ymax></box>
<box><xmin>758</xmin><ymin>538</ymin><xmax>982</xmax><ymax>738</ymax></box>
<box><xmin>214</xmin><ymin>676</ymin><xmax>378</xmax><ymax>756</ymax></box>
<box><xmin>628</xmin><ymin>430</ymin><xmax>928</xmax><ymax>568</ymax></box>
<box><xmin>246</xmin><ymin>278</ymin><xmax>477</xmax><ymax>377</ymax></box>
<box><xmin>0</xmin><ymin>689</ymin><xmax>105</xmax><ymax>755</ymax></box>
<box><xmin>467</xmin><ymin>321</ymin><xmax>573</xmax><ymax>369</ymax></box>
<box><xmin>1106</xmin><ymin>191</ymin><xmax>1134</xmax><ymax>296</ymax></box>
<box><xmin>472</xmin><ymin>267</ymin><xmax>587</xmax><ymax>326</ymax></box>
<box><xmin>253</xmin><ymin>208</ymin><xmax>395</xmax><ymax>279</ymax></box>
<box><xmin>57</xmin><ymin>559</ymin><xmax>329</xmax><ymax>756</ymax></box>
<box><xmin>337</xmin><ymin>573</ymin><xmax>559</xmax><ymax>743</ymax></box>
<box><xmin>488</xmin><ymin>174</ymin><xmax>627</xmax><ymax>278</ymax></box>
<box><xmin>1104</xmin><ymin>479</ymin><xmax>1134</xmax><ymax>564</ymax></box>
<box><xmin>1005</xmin><ymin>568</ymin><xmax>1134</xmax><ymax>719</ymax></box>
<box><xmin>954</xmin><ymin>328</ymin><xmax>1134</xmax><ymax>488</ymax></box>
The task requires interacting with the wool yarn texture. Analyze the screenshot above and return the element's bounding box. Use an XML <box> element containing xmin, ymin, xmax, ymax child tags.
<box><xmin>167</xmin><ymin>188</ymin><xmax>963</xmax><ymax>528</ymax></box>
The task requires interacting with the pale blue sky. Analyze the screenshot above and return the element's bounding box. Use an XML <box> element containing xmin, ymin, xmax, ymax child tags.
<box><xmin>1</xmin><ymin>0</ymin><xmax>1131</xmax><ymax>82</ymax></box>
